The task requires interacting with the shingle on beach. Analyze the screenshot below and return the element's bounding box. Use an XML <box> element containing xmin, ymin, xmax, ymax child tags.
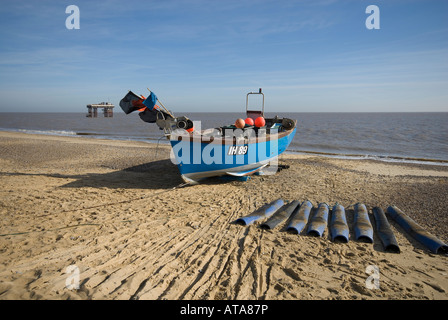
<box><xmin>0</xmin><ymin>131</ymin><xmax>447</xmax><ymax>300</ymax></box>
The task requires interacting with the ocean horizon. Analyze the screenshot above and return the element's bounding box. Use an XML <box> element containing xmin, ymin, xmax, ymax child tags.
<box><xmin>1</xmin><ymin>111</ymin><xmax>447</xmax><ymax>165</ymax></box>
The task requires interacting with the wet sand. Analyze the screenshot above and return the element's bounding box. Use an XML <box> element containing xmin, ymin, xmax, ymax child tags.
<box><xmin>0</xmin><ymin>131</ymin><xmax>447</xmax><ymax>300</ymax></box>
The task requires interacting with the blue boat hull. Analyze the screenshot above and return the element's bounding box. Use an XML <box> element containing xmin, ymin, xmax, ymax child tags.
<box><xmin>170</xmin><ymin>127</ymin><xmax>296</xmax><ymax>183</ymax></box>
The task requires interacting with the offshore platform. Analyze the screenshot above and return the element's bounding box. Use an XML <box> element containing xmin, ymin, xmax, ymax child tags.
<box><xmin>86</xmin><ymin>102</ymin><xmax>115</xmax><ymax>117</ymax></box>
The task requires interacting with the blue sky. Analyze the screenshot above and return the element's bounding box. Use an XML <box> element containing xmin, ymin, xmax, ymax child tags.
<box><xmin>0</xmin><ymin>0</ymin><xmax>447</xmax><ymax>112</ymax></box>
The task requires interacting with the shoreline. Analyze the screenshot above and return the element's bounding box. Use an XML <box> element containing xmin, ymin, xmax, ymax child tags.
<box><xmin>2</xmin><ymin>129</ymin><xmax>448</xmax><ymax>167</ymax></box>
<box><xmin>0</xmin><ymin>130</ymin><xmax>447</xmax><ymax>300</ymax></box>
<box><xmin>285</xmin><ymin>149</ymin><xmax>448</xmax><ymax>166</ymax></box>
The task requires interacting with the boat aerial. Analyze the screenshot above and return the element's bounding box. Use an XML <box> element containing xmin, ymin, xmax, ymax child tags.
<box><xmin>119</xmin><ymin>88</ymin><xmax>297</xmax><ymax>184</ymax></box>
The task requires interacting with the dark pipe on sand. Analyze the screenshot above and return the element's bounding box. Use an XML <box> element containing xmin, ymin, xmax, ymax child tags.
<box><xmin>372</xmin><ymin>207</ymin><xmax>400</xmax><ymax>253</ymax></box>
<box><xmin>306</xmin><ymin>203</ymin><xmax>329</xmax><ymax>237</ymax></box>
<box><xmin>354</xmin><ymin>203</ymin><xmax>374</xmax><ymax>243</ymax></box>
<box><xmin>235</xmin><ymin>199</ymin><xmax>284</xmax><ymax>226</ymax></box>
<box><xmin>261</xmin><ymin>200</ymin><xmax>300</xmax><ymax>230</ymax></box>
<box><xmin>286</xmin><ymin>200</ymin><xmax>313</xmax><ymax>234</ymax></box>
<box><xmin>387</xmin><ymin>205</ymin><xmax>448</xmax><ymax>254</ymax></box>
<box><xmin>329</xmin><ymin>203</ymin><xmax>350</xmax><ymax>243</ymax></box>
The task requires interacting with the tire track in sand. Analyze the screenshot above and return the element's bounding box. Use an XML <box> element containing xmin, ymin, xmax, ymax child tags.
<box><xmin>127</xmin><ymin>189</ymin><xmax>265</xmax><ymax>300</ymax></box>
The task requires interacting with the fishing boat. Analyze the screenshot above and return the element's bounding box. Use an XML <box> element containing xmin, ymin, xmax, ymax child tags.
<box><xmin>119</xmin><ymin>88</ymin><xmax>297</xmax><ymax>184</ymax></box>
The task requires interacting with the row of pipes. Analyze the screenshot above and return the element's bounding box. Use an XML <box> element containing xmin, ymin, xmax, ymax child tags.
<box><xmin>235</xmin><ymin>199</ymin><xmax>448</xmax><ymax>254</ymax></box>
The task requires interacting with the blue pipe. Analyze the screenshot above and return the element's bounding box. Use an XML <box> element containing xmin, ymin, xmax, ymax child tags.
<box><xmin>235</xmin><ymin>199</ymin><xmax>284</xmax><ymax>226</ymax></box>
<box><xmin>372</xmin><ymin>207</ymin><xmax>400</xmax><ymax>253</ymax></box>
<box><xmin>386</xmin><ymin>205</ymin><xmax>448</xmax><ymax>254</ymax></box>
<box><xmin>286</xmin><ymin>200</ymin><xmax>313</xmax><ymax>234</ymax></box>
<box><xmin>329</xmin><ymin>204</ymin><xmax>349</xmax><ymax>243</ymax></box>
<box><xmin>353</xmin><ymin>203</ymin><xmax>373</xmax><ymax>243</ymax></box>
<box><xmin>307</xmin><ymin>203</ymin><xmax>329</xmax><ymax>237</ymax></box>
<box><xmin>261</xmin><ymin>200</ymin><xmax>300</xmax><ymax>230</ymax></box>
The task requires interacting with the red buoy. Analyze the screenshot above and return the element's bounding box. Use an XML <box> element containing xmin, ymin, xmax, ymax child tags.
<box><xmin>235</xmin><ymin>118</ymin><xmax>245</xmax><ymax>129</ymax></box>
<box><xmin>245</xmin><ymin>117</ymin><xmax>254</xmax><ymax>126</ymax></box>
<box><xmin>254</xmin><ymin>116</ymin><xmax>265</xmax><ymax>127</ymax></box>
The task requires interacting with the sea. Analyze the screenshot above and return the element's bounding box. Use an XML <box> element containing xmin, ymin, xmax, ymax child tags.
<box><xmin>0</xmin><ymin>112</ymin><xmax>447</xmax><ymax>165</ymax></box>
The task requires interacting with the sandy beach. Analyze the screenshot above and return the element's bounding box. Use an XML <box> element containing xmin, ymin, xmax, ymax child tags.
<box><xmin>0</xmin><ymin>130</ymin><xmax>447</xmax><ymax>300</ymax></box>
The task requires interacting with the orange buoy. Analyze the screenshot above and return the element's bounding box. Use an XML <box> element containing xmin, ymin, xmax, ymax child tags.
<box><xmin>235</xmin><ymin>118</ymin><xmax>245</xmax><ymax>129</ymax></box>
<box><xmin>255</xmin><ymin>116</ymin><xmax>265</xmax><ymax>127</ymax></box>
<box><xmin>245</xmin><ymin>117</ymin><xmax>254</xmax><ymax>126</ymax></box>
